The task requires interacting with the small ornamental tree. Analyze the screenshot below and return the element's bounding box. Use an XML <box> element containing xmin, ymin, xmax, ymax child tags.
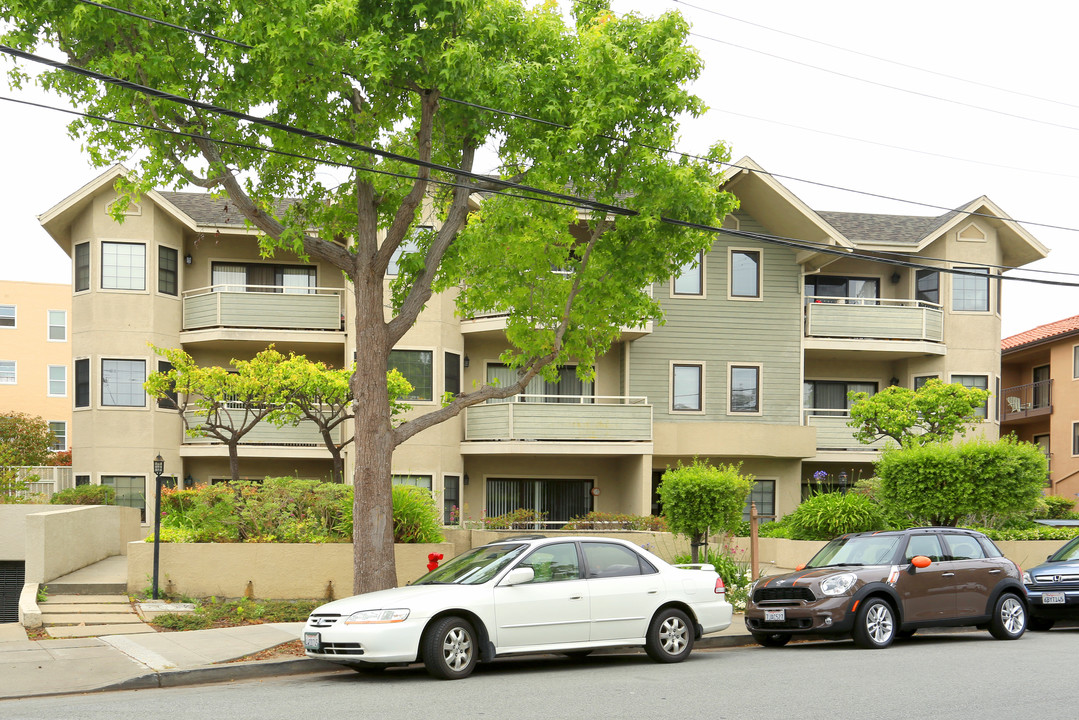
<box><xmin>876</xmin><ymin>436</ymin><xmax>1047</xmax><ymax>526</ymax></box>
<box><xmin>658</xmin><ymin>459</ymin><xmax>755</xmax><ymax>562</ymax></box>
<box><xmin>848</xmin><ymin>379</ymin><xmax>989</xmax><ymax>447</ymax></box>
<box><xmin>0</xmin><ymin>412</ymin><xmax>56</xmax><ymax>501</ymax></box>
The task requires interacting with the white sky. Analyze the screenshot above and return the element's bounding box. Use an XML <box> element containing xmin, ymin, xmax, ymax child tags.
<box><xmin>2</xmin><ymin>0</ymin><xmax>1078</xmax><ymax>338</ymax></box>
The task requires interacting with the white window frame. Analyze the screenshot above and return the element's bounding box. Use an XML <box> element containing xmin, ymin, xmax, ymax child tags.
<box><xmin>728</xmin><ymin>247</ymin><xmax>762</xmax><ymax>301</ymax></box>
<box><xmin>100</xmin><ymin>357</ymin><xmax>148</xmax><ymax>409</ymax></box>
<box><xmin>0</xmin><ymin>304</ymin><xmax>15</xmax><ymax>329</ymax></box>
<box><xmin>47</xmin><ymin>310</ymin><xmax>67</xmax><ymax>342</ymax></box>
<box><xmin>728</xmin><ymin>362</ymin><xmax>763</xmax><ymax>416</ymax></box>
<box><xmin>101</xmin><ymin>240</ymin><xmax>147</xmax><ymax>292</ymax></box>
<box><xmin>391</xmin><ymin>473</ymin><xmax>434</xmax><ymax>491</ymax></box>
<box><xmin>670</xmin><ymin>251</ymin><xmax>706</xmax><ymax>298</ymax></box>
<box><xmin>1073</xmin><ymin>344</ymin><xmax>1079</xmax><ymax>380</ymax></box>
<box><xmin>47</xmin><ymin>364</ymin><xmax>67</xmax><ymax>397</ymax></box>
<box><xmin>48</xmin><ymin>421</ymin><xmax>67</xmax><ymax>452</ymax></box>
<box><xmin>670</xmin><ymin>361</ymin><xmax>705</xmax><ymax>414</ymax></box>
<box><xmin>0</xmin><ymin>360</ymin><xmax>15</xmax><ymax>385</ymax></box>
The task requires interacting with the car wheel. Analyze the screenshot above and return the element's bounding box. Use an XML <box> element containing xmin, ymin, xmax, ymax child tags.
<box><xmin>751</xmin><ymin>632</ymin><xmax>791</xmax><ymax>648</ymax></box>
<box><xmin>1028</xmin><ymin>616</ymin><xmax>1055</xmax><ymax>632</ymax></box>
<box><xmin>852</xmin><ymin>598</ymin><xmax>895</xmax><ymax>649</ymax></box>
<box><xmin>422</xmin><ymin>616</ymin><xmax>478</xmax><ymax>680</ymax></box>
<box><xmin>989</xmin><ymin>593</ymin><xmax>1026</xmax><ymax>640</ymax></box>
<box><xmin>645</xmin><ymin>608</ymin><xmax>694</xmax><ymax>663</ymax></box>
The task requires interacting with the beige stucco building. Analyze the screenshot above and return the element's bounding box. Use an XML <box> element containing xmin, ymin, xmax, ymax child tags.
<box><xmin>36</xmin><ymin>160</ymin><xmax>1047</xmax><ymax>525</ymax></box>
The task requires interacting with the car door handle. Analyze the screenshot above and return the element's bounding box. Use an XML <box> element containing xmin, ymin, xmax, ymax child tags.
<box><xmin>569</xmin><ymin>595</ymin><xmax>583</xmax><ymax>600</ymax></box>
<box><xmin>989</xmin><ymin>569</ymin><xmax>1001</xmax><ymax>574</ymax></box>
<box><xmin>648</xmin><ymin>590</ymin><xmax>658</xmax><ymax>595</ymax></box>
<box><xmin>942</xmin><ymin>572</ymin><xmax>955</xmax><ymax>577</ymax></box>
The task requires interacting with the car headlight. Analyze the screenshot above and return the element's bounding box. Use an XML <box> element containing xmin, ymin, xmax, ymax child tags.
<box><xmin>820</xmin><ymin>572</ymin><xmax>857</xmax><ymax>597</ymax></box>
<box><xmin>344</xmin><ymin>608</ymin><xmax>410</xmax><ymax>625</ymax></box>
<box><xmin>1023</xmin><ymin>571</ymin><xmax>1032</xmax><ymax>585</ymax></box>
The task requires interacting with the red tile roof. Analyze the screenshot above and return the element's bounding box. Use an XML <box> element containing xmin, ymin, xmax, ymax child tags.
<box><xmin>1002</xmin><ymin>314</ymin><xmax>1079</xmax><ymax>351</ymax></box>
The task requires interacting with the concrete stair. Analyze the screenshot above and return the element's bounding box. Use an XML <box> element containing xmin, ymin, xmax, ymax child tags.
<box><xmin>39</xmin><ymin>556</ymin><xmax>156</xmax><ymax>638</ymax></box>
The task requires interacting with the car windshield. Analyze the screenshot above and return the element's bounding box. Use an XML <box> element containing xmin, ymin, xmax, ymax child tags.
<box><xmin>806</xmin><ymin>535</ymin><xmax>901</xmax><ymax>568</ymax></box>
<box><xmin>1048</xmin><ymin>536</ymin><xmax>1079</xmax><ymax>562</ymax></box>
<box><xmin>412</xmin><ymin>544</ymin><xmax>528</xmax><ymax>585</ymax></box>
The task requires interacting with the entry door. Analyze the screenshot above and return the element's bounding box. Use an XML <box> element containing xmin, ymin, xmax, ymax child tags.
<box><xmin>1033</xmin><ymin>365</ymin><xmax>1050</xmax><ymax>409</ymax></box>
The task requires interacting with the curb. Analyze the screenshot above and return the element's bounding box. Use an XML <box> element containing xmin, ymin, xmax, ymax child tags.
<box><xmin>105</xmin><ymin>657</ymin><xmax>347</xmax><ymax>694</ymax></box>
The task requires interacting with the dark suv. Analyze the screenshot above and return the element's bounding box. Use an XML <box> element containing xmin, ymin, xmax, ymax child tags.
<box><xmin>744</xmin><ymin>528</ymin><xmax>1027</xmax><ymax>649</ymax></box>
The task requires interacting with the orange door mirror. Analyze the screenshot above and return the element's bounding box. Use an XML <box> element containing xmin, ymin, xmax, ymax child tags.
<box><xmin>910</xmin><ymin>555</ymin><xmax>932</xmax><ymax>569</ymax></box>
<box><xmin>795</xmin><ymin>563</ymin><xmax>806</xmax><ymax>571</ymax></box>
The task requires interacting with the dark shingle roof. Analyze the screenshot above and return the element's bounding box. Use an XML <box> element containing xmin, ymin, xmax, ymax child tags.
<box><xmin>158</xmin><ymin>191</ymin><xmax>297</xmax><ymax>227</ymax></box>
<box><xmin>817</xmin><ymin>209</ymin><xmax>961</xmax><ymax>246</ymax></box>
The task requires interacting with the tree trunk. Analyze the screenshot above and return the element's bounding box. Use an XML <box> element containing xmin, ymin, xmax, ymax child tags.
<box><xmin>228</xmin><ymin>441</ymin><xmax>240</xmax><ymax>484</ymax></box>
<box><xmin>330</xmin><ymin>447</ymin><xmax>344</xmax><ymax>485</ymax></box>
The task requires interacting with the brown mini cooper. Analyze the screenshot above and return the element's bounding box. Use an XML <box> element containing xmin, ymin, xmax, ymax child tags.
<box><xmin>744</xmin><ymin>528</ymin><xmax>1027</xmax><ymax>649</ymax></box>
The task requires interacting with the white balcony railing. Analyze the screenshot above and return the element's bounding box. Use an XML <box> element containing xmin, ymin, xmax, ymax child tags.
<box><xmin>805</xmin><ymin>297</ymin><xmax>943</xmax><ymax>342</ymax></box>
<box><xmin>466</xmin><ymin>395</ymin><xmax>652</xmax><ymax>442</ymax></box>
<box><xmin>182</xmin><ymin>285</ymin><xmax>345</xmax><ymax>331</ymax></box>
<box><xmin>803</xmin><ymin>408</ymin><xmax>887</xmax><ymax>452</ymax></box>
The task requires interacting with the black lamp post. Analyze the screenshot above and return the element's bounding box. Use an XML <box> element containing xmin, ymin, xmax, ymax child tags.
<box><xmin>152</xmin><ymin>454</ymin><xmax>165</xmax><ymax>600</ymax></box>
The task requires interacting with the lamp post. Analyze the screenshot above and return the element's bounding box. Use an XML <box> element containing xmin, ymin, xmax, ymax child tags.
<box><xmin>152</xmin><ymin>454</ymin><xmax>164</xmax><ymax>600</ymax></box>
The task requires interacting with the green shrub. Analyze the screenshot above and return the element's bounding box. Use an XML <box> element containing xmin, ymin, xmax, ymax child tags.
<box><xmin>483</xmin><ymin>507</ymin><xmax>547</xmax><ymax>530</ymax></box>
<box><xmin>1037</xmin><ymin>495</ymin><xmax>1077</xmax><ymax>520</ymax></box>
<box><xmin>965</xmin><ymin>524</ymin><xmax>1079</xmax><ymax>541</ymax></box>
<box><xmin>671</xmin><ymin>548</ymin><xmax>752</xmax><ymax>612</ymax></box>
<box><xmin>51</xmin><ymin>484</ymin><xmax>114</xmax><ymax>505</ymax></box>
<box><xmin>391</xmin><ymin>484</ymin><xmax>444</xmax><ymax>543</ymax></box>
<box><xmin>152</xmin><ymin>613</ymin><xmax>212</xmax><ymax>631</ymax></box>
<box><xmin>563</xmin><ymin>512</ymin><xmax>667</xmax><ymax>531</ymax></box>
<box><xmin>783</xmin><ymin>491</ymin><xmax>888</xmax><ymax>541</ymax></box>
<box><xmin>757</xmin><ymin>519</ymin><xmax>793</xmax><ymax>538</ymax></box>
<box><xmin>658</xmin><ymin>459</ymin><xmax>755</xmax><ymax>560</ymax></box>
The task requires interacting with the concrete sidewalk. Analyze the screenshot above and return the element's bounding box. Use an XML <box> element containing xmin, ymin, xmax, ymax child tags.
<box><xmin>0</xmin><ymin>616</ymin><xmax>757</xmax><ymax>700</ymax></box>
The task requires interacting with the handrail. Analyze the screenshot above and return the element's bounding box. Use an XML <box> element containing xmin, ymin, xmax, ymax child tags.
<box><xmin>805</xmin><ymin>295</ymin><xmax>942</xmax><ymax>309</ymax></box>
<box><xmin>182</xmin><ymin>284</ymin><xmax>345</xmax><ymax>298</ymax></box>
<box><xmin>486</xmin><ymin>394</ymin><xmax>648</xmax><ymax>405</ymax></box>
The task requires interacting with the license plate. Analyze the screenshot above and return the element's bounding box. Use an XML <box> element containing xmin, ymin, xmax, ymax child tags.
<box><xmin>303</xmin><ymin>631</ymin><xmax>321</xmax><ymax>651</ymax></box>
<box><xmin>764</xmin><ymin>609</ymin><xmax>786</xmax><ymax>622</ymax></box>
<box><xmin>1042</xmin><ymin>592</ymin><xmax>1066</xmax><ymax>605</ymax></box>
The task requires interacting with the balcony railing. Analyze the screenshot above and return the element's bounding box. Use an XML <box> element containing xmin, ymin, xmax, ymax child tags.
<box><xmin>182</xmin><ymin>285</ymin><xmax>345</xmax><ymax>331</ymax></box>
<box><xmin>803</xmin><ymin>409</ymin><xmax>887</xmax><ymax>452</ymax></box>
<box><xmin>805</xmin><ymin>297</ymin><xmax>943</xmax><ymax>342</ymax></box>
<box><xmin>465</xmin><ymin>395</ymin><xmax>652</xmax><ymax>442</ymax></box>
<box><xmin>1001</xmin><ymin>379</ymin><xmax>1053</xmax><ymax>421</ymax></box>
<box><xmin>181</xmin><ymin>410</ymin><xmax>342</xmax><ymax>446</ymax></box>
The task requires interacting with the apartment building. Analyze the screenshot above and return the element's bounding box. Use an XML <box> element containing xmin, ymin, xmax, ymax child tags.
<box><xmin>0</xmin><ymin>280</ymin><xmax>72</xmax><ymax>452</ymax></box>
<box><xmin>38</xmin><ymin>160</ymin><xmax>1047</xmax><ymax>525</ymax></box>
<box><xmin>1001</xmin><ymin>316</ymin><xmax>1079</xmax><ymax>500</ymax></box>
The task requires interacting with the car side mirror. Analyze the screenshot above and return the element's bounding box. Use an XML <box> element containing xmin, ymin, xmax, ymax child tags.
<box><xmin>795</xmin><ymin>564</ymin><xmax>806</xmax><ymax>571</ymax></box>
<box><xmin>501</xmin><ymin>567</ymin><xmax>535</xmax><ymax>586</ymax></box>
<box><xmin>910</xmin><ymin>555</ymin><xmax>932</xmax><ymax>569</ymax></box>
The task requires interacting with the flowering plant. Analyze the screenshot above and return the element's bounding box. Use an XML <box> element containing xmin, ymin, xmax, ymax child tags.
<box><xmin>812</xmin><ymin>470</ymin><xmax>828</xmax><ymax>482</ymax></box>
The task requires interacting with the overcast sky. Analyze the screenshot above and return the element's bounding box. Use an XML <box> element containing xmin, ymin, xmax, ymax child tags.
<box><xmin>2</xmin><ymin>0</ymin><xmax>1077</xmax><ymax>338</ymax></box>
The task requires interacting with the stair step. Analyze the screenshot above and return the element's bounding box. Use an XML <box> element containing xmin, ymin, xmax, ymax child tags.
<box><xmin>42</xmin><ymin>613</ymin><xmax>143</xmax><ymax>626</ymax></box>
<box><xmin>42</xmin><ymin>595</ymin><xmax>130</xmax><ymax>605</ymax></box>
<box><xmin>46</xmin><ymin>623</ymin><xmax>156</xmax><ymax>638</ymax></box>
<box><xmin>41</xmin><ymin>604</ymin><xmax>135</xmax><ymax>614</ymax></box>
<box><xmin>45</xmin><ymin>582</ymin><xmax>127</xmax><ymax>595</ymax></box>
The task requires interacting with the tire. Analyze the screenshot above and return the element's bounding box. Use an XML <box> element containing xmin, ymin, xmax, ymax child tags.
<box><xmin>989</xmin><ymin>593</ymin><xmax>1026</xmax><ymax>640</ymax></box>
<box><xmin>645</xmin><ymin>608</ymin><xmax>694</xmax><ymax>663</ymax></box>
<box><xmin>1027</xmin><ymin>616</ymin><xmax>1055</xmax><ymax>632</ymax></box>
<box><xmin>422</xmin><ymin>616</ymin><xmax>479</xmax><ymax>680</ymax></box>
<box><xmin>852</xmin><ymin>598</ymin><xmax>895</xmax><ymax>649</ymax></box>
<box><xmin>751</xmin><ymin>632</ymin><xmax>791</xmax><ymax>648</ymax></box>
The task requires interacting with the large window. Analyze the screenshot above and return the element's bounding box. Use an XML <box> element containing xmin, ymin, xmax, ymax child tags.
<box><xmin>1074</xmin><ymin>422</ymin><xmax>1079</xmax><ymax>456</ymax></box>
<box><xmin>158</xmin><ymin>246</ymin><xmax>178</xmax><ymax>296</ymax></box>
<box><xmin>48</xmin><ymin>421</ymin><xmax>67</xmax><ymax>452</ymax></box>
<box><xmin>729</xmin><ymin>365</ymin><xmax>760</xmax><ymax>413</ymax></box>
<box><xmin>672</xmin><ymin>251</ymin><xmax>703</xmax><ymax>296</ymax></box>
<box><xmin>75</xmin><ymin>242</ymin><xmax>90</xmax><ymax>292</ymax></box>
<box><xmin>0</xmin><ymin>360</ymin><xmax>14</xmax><ymax>385</ymax></box>
<box><xmin>0</xmin><ymin>304</ymin><xmax>14</xmax><ymax>328</ymax></box>
<box><xmin>156</xmin><ymin>360</ymin><xmax>177</xmax><ymax>409</ymax></box>
<box><xmin>444</xmin><ymin>352</ymin><xmax>461</xmax><ymax>397</ymax></box>
<box><xmin>743</xmin><ymin>480</ymin><xmax>776</xmax><ymax>522</ymax></box>
<box><xmin>101</xmin><ymin>476</ymin><xmax>146</xmax><ymax>522</ymax></box>
<box><xmin>485</xmin><ymin>477</ymin><xmax>593</xmax><ymax>525</ymax></box>
<box><xmin>75</xmin><ymin>358</ymin><xmax>90</xmax><ymax>407</ymax></box>
<box><xmin>671</xmin><ymin>363</ymin><xmax>703</xmax><ymax>412</ymax></box>
<box><xmin>805</xmin><ymin>276</ymin><xmax>878</xmax><ymax>303</ymax></box>
<box><xmin>913</xmin><ymin>375</ymin><xmax>937</xmax><ymax>391</ymax></box>
<box><xmin>520</xmin><ymin>542</ymin><xmax>582</xmax><ymax>583</ymax></box>
<box><xmin>47</xmin><ymin>310</ymin><xmax>66</xmax><ymax>341</ymax></box>
<box><xmin>101</xmin><ymin>359</ymin><xmax>146</xmax><ymax>407</ymax></box>
<box><xmin>952</xmin><ymin>267</ymin><xmax>989</xmax><ymax>312</ymax></box>
<box><xmin>47</xmin><ymin>365</ymin><xmax>66</xmax><ymax>397</ymax></box>
<box><xmin>915</xmin><ymin>269</ymin><xmax>939</xmax><ymax>304</ymax></box>
<box><xmin>211</xmin><ymin>262</ymin><xmax>316</xmax><ymax>293</ymax></box>
<box><xmin>730</xmin><ymin>249</ymin><xmax>760</xmax><ymax>298</ymax></box>
<box><xmin>486</xmin><ymin>362</ymin><xmax>593</xmax><ymax>403</ymax></box>
<box><xmin>804</xmin><ymin>380</ymin><xmax>877</xmax><ymax>414</ymax></box>
<box><xmin>392</xmin><ymin>474</ymin><xmax>433</xmax><ymax>491</ymax></box>
<box><xmin>953</xmin><ymin>374</ymin><xmax>989</xmax><ymax>418</ymax></box>
<box><xmin>389</xmin><ymin>349</ymin><xmax>433</xmax><ymax>402</ymax></box>
<box><xmin>101</xmin><ymin>242</ymin><xmax>146</xmax><ymax>290</ymax></box>
<box><xmin>388</xmin><ymin>225</ymin><xmax>432</xmax><ymax>276</ymax></box>
<box><xmin>1073</xmin><ymin>345</ymin><xmax>1079</xmax><ymax>379</ymax></box>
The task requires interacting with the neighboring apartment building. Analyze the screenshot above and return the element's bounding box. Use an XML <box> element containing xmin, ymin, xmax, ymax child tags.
<box><xmin>37</xmin><ymin>160</ymin><xmax>1047</xmax><ymax>525</ymax></box>
<box><xmin>0</xmin><ymin>280</ymin><xmax>72</xmax><ymax>452</ymax></box>
<box><xmin>1001</xmin><ymin>315</ymin><xmax>1079</xmax><ymax>501</ymax></box>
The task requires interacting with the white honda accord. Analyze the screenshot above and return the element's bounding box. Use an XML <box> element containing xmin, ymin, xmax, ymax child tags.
<box><xmin>303</xmin><ymin>535</ymin><xmax>732</xmax><ymax>679</ymax></box>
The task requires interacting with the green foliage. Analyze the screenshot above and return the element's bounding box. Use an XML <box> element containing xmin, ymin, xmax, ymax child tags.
<box><xmin>782</xmin><ymin>491</ymin><xmax>889</xmax><ymax>541</ymax></box>
<box><xmin>848</xmin><ymin>379</ymin><xmax>989</xmax><ymax>447</ymax></box>
<box><xmin>51</xmin><ymin>484</ymin><xmax>115</xmax><ymax>505</ymax></box>
<box><xmin>483</xmin><ymin>508</ymin><xmax>548</xmax><ymax>530</ymax></box>
<box><xmin>0</xmin><ymin>411</ymin><xmax>55</xmax><ymax>465</ymax></box>
<box><xmin>670</xmin><ymin>547</ymin><xmax>753</xmax><ymax>612</ymax></box>
<box><xmin>658</xmin><ymin>459</ymin><xmax>755</xmax><ymax>558</ymax></box>
<box><xmin>562</xmin><ymin>512</ymin><xmax>667</xmax><ymax>531</ymax></box>
<box><xmin>877</xmin><ymin>436</ymin><xmax>1048</xmax><ymax>526</ymax></box>
<box><xmin>150</xmin><ymin>597</ymin><xmax>320</xmax><ymax>632</ymax></box>
<box><xmin>963</xmin><ymin>524</ymin><xmax>1079</xmax><ymax>541</ymax></box>
<box><xmin>36</xmin><ymin>585</ymin><xmax>47</xmax><ymax>603</ymax></box>
<box><xmin>1036</xmin><ymin>495</ymin><xmax>1077</xmax><ymax>520</ymax></box>
<box><xmin>391</xmin><ymin>485</ymin><xmax>445</xmax><ymax>543</ymax></box>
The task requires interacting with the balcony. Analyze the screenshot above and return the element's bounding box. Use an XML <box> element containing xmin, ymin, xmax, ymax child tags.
<box><xmin>461</xmin><ymin>313</ymin><xmax>652</xmax><ymax>340</ymax></box>
<box><xmin>804</xmin><ymin>409</ymin><xmax>887</xmax><ymax>455</ymax></box>
<box><xmin>1001</xmin><ymin>380</ymin><xmax>1053</xmax><ymax>424</ymax></box>
<box><xmin>804</xmin><ymin>297</ymin><xmax>944</xmax><ymax>359</ymax></box>
<box><xmin>463</xmin><ymin>395</ymin><xmax>652</xmax><ymax>453</ymax></box>
<box><xmin>181</xmin><ymin>285</ymin><xmax>346</xmax><ymax>349</ymax></box>
<box><xmin>179</xmin><ymin>410</ymin><xmax>342</xmax><ymax>458</ymax></box>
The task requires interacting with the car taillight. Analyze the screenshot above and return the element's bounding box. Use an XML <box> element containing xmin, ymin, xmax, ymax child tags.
<box><xmin>715</xmin><ymin>577</ymin><xmax>726</xmax><ymax>594</ymax></box>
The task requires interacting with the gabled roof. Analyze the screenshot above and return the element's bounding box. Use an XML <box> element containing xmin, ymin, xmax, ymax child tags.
<box><xmin>158</xmin><ymin>192</ymin><xmax>296</xmax><ymax>227</ymax></box>
<box><xmin>816</xmin><ymin>210</ymin><xmax>959</xmax><ymax>246</ymax></box>
<box><xmin>1002</xmin><ymin>314</ymin><xmax>1079</xmax><ymax>352</ymax></box>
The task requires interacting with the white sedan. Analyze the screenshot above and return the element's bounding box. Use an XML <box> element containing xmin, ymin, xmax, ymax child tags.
<box><xmin>303</xmin><ymin>535</ymin><xmax>732</xmax><ymax>679</ymax></box>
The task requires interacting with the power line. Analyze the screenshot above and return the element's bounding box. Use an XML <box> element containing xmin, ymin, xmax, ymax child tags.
<box><xmin>72</xmin><ymin>0</ymin><xmax>250</xmax><ymax>49</ymax></box>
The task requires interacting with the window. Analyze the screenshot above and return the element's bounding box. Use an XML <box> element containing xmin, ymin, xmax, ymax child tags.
<box><xmin>803</xmin><ymin>380</ymin><xmax>876</xmax><ymax>415</ymax></box>
<box><xmin>743</xmin><ymin>480</ymin><xmax>775</xmax><ymax>522</ymax></box>
<box><xmin>101</xmin><ymin>359</ymin><xmax>146</xmax><ymax>407</ymax></box>
<box><xmin>388</xmin><ymin>226</ymin><xmax>432</xmax><ymax>276</ymax></box>
<box><xmin>75</xmin><ymin>358</ymin><xmax>90</xmax><ymax>407</ymax></box>
<box><xmin>47</xmin><ymin>310</ymin><xmax>66</xmax><ymax>341</ymax></box>
<box><xmin>1073</xmin><ymin>345</ymin><xmax>1079</xmax><ymax>379</ymax></box>
<box><xmin>1073</xmin><ymin>422</ymin><xmax>1079</xmax><ymax>456</ymax></box>
<box><xmin>47</xmin><ymin>365</ymin><xmax>66</xmax><ymax>397</ymax></box>
<box><xmin>388</xmin><ymin>349</ymin><xmax>433</xmax><ymax>402</ymax></box>
<box><xmin>211</xmin><ymin>262</ymin><xmax>316</xmax><ymax>293</ymax></box>
<box><xmin>75</xmin><ymin>242</ymin><xmax>90</xmax><ymax>292</ymax></box>
<box><xmin>158</xmin><ymin>246</ymin><xmax>178</xmax><ymax>296</ymax></box>
<box><xmin>672</xmin><ymin>363</ymin><xmax>703</xmax><ymax>411</ymax></box>
<box><xmin>101</xmin><ymin>476</ymin><xmax>146</xmax><ymax>522</ymax></box>
<box><xmin>805</xmin><ymin>276</ymin><xmax>878</xmax><ymax>303</ymax></box>
<box><xmin>486</xmin><ymin>363</ymin><xmax>593</xmax><ymax>403</ymax></box>
<box><xmin>730</xmin><ymin>249</ymin><xmax>760</xmax><ymax>298</ymax></box>
<box><xmin>730</xmin><ymin>365</ymin><xmax>760</xmax><ymax>413</ymax></box>
<box><xmin>0</xmin><ymin>305</ymin><xmax>14</xmax><ymax>328</ymax></box>
<box><xmin>75</xmin><ymin>475</ymin><xmax>90</xmax><ymax>486</ymax></box>
<box><xmin>952</xmin><ymin>267</ymin><xmax>989</xmax><ymax>312</ymax></box>
<box><xmin>582</xmin><ymin>542</ymin><xmax>654</xmax><ymax>578</ymax></box>
<box><xmin>101</xmin><ymin>242</ymin><xmax>146</xmax><ymax>290</ymax></box>
<box><xmin>904</xmin><ymin>534</ymin><xmax>944</xmax><ymax>562</ymax></box>
<box><xmin>157</xmin><ymin>361</ymin><xmax>177</xmax><ymax>409</ymax></box>
<box><xmin>443</xmin><ymin>475</ymin><xmax>460</xmax><ymax>524</ymax></box>
<box><xmin>915</xmin><ymin>269</ymin><xmax>939</xmax><ymax>305</ymax></box>
<box><xmin>953</xmin><ymin>374</ymin><xmax>989</xmax><ymax>418</ymax></box>
<box><xmin>520</xmin><ymin>542</ymin><xmax>581</xmax><ymax>583</ymax></box>
<box><xmin>0</xmin><ymin>361</ymin><xmax>14</xmax><ymax>385</ymax></box>
<box><xmin>672</xmin><ymin>251</ymin><xmax>703</xmax><ymax>296</ymax></box>
<box><xmin>942</xmin><ymin>534</ymin><xmax>985</xmax><ymax>561</ymax></box>
<box><xmin>48</xmin><ymin>421</ymin><xmax>67</xmax><ymax>452</ymax></box>
<box><xmin>485</xmin><ymin>478</ymin><xmax>593</xmax><ymax>524</ymax></box>
<box><xmin>913</xmin><ymin>375</ymin><xmax>937</xmax><ymax>391</ymax></box>
<box><xmin>444</xmin><ymin>352</ymin><xmax>461</xmax><ymax>397</ymax></box>
<box><xmin>392</xmin><ymin>474</ymin><xmax>433</xmax><ymax>491</ymax></box>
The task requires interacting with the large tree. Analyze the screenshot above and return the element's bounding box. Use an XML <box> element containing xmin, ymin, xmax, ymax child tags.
<box><xmin>3</xmin><ymin>0</ymin><xmax>736</xmax><ymax>592</ymax></box>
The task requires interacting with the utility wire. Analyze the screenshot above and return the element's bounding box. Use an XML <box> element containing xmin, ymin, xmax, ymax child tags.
<box><xmin>72</xmin><ymin>0</ymin><xmax>251</xmax><ymax>49</ymax></box>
